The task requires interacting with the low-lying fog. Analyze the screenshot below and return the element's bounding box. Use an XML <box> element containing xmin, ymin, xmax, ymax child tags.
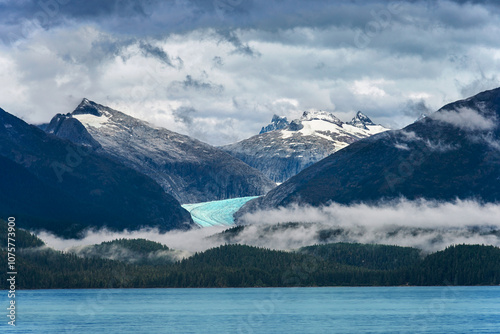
<box><xmin>37</xmin><ymin>199</ymin><xmax>500</xmax><ymax>258</ymax></box>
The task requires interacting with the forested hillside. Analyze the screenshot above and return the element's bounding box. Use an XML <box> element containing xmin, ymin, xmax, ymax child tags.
<box><xmin>1</xmin><ymin>221</ymin><xmax>499</xmax><ymax>288</ymax></box>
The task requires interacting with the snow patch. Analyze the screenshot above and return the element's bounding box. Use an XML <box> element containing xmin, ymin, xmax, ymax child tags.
<box><xmin>73</xmin><ymin>113</ymin><xmax>112</xmax><ymax>129</ymax></box>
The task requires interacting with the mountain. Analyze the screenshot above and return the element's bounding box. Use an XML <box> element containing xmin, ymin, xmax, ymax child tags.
<box><xmin>260</xmin><ymin>114</ymin><xmax>289</xmax><ymax>134</ymax></box>
<box><xmin>0</xmin><ymin>107</ymin><xmax>193</xmax><ymax>237</ymax></box>
<box><xmin>46</xmin><ymin>99</ymin><xmax>276</xmax><ymax>204</ymax></box>
<box><xmin>221</xmin><ymin>110</ymin><xmax>389</xmax><ymax>183</ymax></box>
<box><xmin>238</xmin><ymin>87</ymin><xmax>500</xmax><ymax>213</ymax></box>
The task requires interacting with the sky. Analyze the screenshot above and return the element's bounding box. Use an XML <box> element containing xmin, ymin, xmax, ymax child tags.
<box><xmin>1</xmin><ymin>0</ymin><xmax>500</xmax><ymax>145</ymax></box>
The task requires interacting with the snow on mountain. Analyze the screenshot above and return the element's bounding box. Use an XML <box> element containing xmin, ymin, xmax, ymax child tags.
<box><xmin>46</xmin><ymin>99</ymin><xmax>276</xmax><ymax>204</ymax></box>
<box><xmin>0</xmin><ymin>106</ymin><xmax>194</xmax><ymax>237</ymax></box>
<box><xmin>238</xmin><ymin>87</ymin><xmax>500</xmax><ymax>215</ymax></box>
<box><xmin>221</xmin><ymin>110</ymin><xmax>389</xmax><ymax>183</ymax></box>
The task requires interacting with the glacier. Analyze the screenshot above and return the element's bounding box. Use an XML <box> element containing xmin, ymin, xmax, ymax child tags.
<box><xmin>182</xmin><ymin>196</ymin><xmax>259</xmax><ymax>227</ymax></box>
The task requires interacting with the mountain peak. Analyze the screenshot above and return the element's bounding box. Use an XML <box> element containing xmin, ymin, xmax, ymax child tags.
<box><xmin>73</xmin><ymin>98</ymin><xmax>107</xmax><ymax>117</ymax></box>
<box><xmin>260</xmin><ymin>114</ymin><xmax>290</xmax><ymax>134</ymax></box>
<box><xmin>301</xmin><ymin>110</ymin><xmax>342</xmax><ymax>126</ymax></box>
<box><xmin>348</xmin><ymin>111</ymin><xmax>375</xmax><ymax>129</ymax></box>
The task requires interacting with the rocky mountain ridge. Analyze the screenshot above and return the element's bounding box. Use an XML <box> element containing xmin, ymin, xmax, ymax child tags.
<box><xmin>222</xmin><ymin>110</ymin><xmax>389</xmax><ymax>183</ymax></box>
<box><xmin>46</xmin><ymin>99</ymin><xmax>276</xmax><ymax>203</ymax></box>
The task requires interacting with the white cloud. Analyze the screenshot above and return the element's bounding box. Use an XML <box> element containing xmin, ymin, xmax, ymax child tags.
<box><xmin>430</xmin><ymin>107</ymin><xmax>497</xmax><ymax>131</ymax></box>
<box><xmin>424</xmin><ymin>139</ymin><xmax>460</xmax><ymax>152</ymax></box>
<box><xmin>37</xmin><ymin>225</ymin><xmax>228</xmax><ymax>255</ymax></box>
<box><xmin>394</xmin><ymin>143</ymin><xmax>410</xmax><ymax>150</ymax></box>
<box><xmin>352</xmin><ymin>79</ymin><xmax>387</xmax><ymax>97</ymax></box>
<box><xmin>237</xmin><ymin>199</ymin><xmax>500</xmax><ymax>252</ymax></box>
<box><xmin>2</xmin><ymin>1</ymin><xmax>500</xmax><ymax>144</ymax></box>
<box><xmin>35</xmin><ymin>199</ymin><xmax>500</xmax><ymax>255</ymax></box>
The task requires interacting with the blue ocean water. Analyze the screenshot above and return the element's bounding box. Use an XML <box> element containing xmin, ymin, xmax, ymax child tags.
<box><xmin>1</xmin><ymin>287</ymin><xmax>499</xmax><ymax>333</ymax></box>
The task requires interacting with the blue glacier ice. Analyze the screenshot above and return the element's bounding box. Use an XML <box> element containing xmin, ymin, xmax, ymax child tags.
<box><xmin>182</xmin><ymin>196</ymin><xmax>259</xmax><ymax>227</ymax></box>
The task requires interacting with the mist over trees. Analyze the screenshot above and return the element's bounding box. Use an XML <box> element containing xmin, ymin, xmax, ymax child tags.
<box><xmin>1</xmin><ymin>221</ymin><xmax>499</xmax><ymax>289</ymax></box>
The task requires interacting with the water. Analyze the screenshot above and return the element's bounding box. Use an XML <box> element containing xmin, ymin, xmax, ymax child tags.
<box><xmin>1</xmin><ymin>287</ymin><xmax>499</xmax><ymax>333</ymax></box>
<box><xmin>182</xmin><ymin>196</ymin><xmax>258</xmax><ymax>227</ymax></box>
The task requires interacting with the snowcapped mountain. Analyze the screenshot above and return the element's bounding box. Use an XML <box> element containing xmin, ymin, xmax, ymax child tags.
<box><xmin>0</xmin><ymin>107</ymin><xmax>193</xmax><ymax>237</ymax></box>
<box><xmin>238</xmin><ymin>87</ymin><xmax>500</xmax><ymax>215</ymax></box>
<box><xmin>46</xmin><ymin>99</ymin><xmax>276</xmax><ymax>204</ymax></box>
<box><xmin>260</xmin><ymin>115</ymin><xmax>289</xmax><ymax>134</ymax></box>
<box><xmin>221</xmin><ymin>110</ymin><xmax>389</xmax><ymax>183</ymax></box>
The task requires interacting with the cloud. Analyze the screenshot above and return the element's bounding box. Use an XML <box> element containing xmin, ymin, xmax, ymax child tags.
<box><xmin>394</xmin><ymin>143</ymin><xmax>410</xmax><ymax>150</ymax></box>
<box><xmin>236</xmin><ymin>199</ymin><xmax>500</xmax><ymax>252</ymax></box>
<box><xmin>212</xmin><ymin>56</ymin><xmax>224</xmax><ymax>67</ymax></box>
<box><xmin>175</xmin><ymin>75</ymin><xmax>225</xmax><ymax>93</ymax></box>
<box><xmin>35</xmin><ymin>199</ymin><xmax>500</xmax><ymax>255</ymax></box>
<box><xmin>402</xmin><ymin>99</ymin><xmax>434</xmax><ymax>120</ymax></box>
<box><xmin>216</xmin><ymin>29</ymin><xmax>260</xmax><ymax>57</ymax></box>
<box><xmin>399</xmin><ymin>130</ymin><xmax>423</xmax><ymax>142</ymax></box>
<box><xmin>2</xmin><ymin>0</ymin><xmax>500</xmax><ymax>144</ymax></box>
<box><xmin>66</xmin><ymin>243</ymin><xmax>189</xmax><ymax>263</ymax></box>
<box><xmin>430</xmin><ymin>107</ymin><xmax>497</xmax><ymax>131</ymax></box>
<box><xmin>139</xmin><ymin>41</ymin><xmax>183</xmax><ymax>68</ymax></box>
<box><xmin>37</xmin><ymin>225</ymin><xmax>228</xmax><ymax>255</ymax></box>
<box><xmin>424</xmin><ymin>139</ymin><xmax>460</xmax><ymax>152</ymax></box>
<box><xmin>172</xmin><ymin>106</ymin><xmax>197</xmax><ymax>125</ymax></box>
<box><xmin>457</xmin><ymin>71</ymin><xmax>500</xmax><ymax>98</ymax></box>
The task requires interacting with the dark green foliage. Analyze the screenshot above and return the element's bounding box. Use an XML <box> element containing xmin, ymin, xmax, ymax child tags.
<box><xmin>93</xmin><ymin>238</ymin><xmax>169</xmax><ymax>254</ymax></box>
<box><xmin>299</xmin><ymin>243</ymin><xmax>422</xmax><ymax>270</ymax></box>
<box><xmin>72</xmin><ymin>238</ymin><xmax>174</xmax><ymax>265</ymax></box>
<box><xmin>0</xmin><ymin>220</ymin><xmax>45</xmax><ymax>249</ymax></box>
<box><xmin>1</xmin><ymin>222</ymin><xmax>498</xmax><ymax>288</ymax></box>
<box><xmin>410</xmin><ymin>244</ymin><xmax>500</xmax><ymax>286</ymax></box>
<box><xmin>1</xmin><ymin>236</ymin><xmax>499</xmax><ymax>289</ymax></box>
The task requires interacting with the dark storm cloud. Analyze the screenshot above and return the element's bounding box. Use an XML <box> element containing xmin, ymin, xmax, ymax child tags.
<box><xmin>3</xmin><ymin>0</ymin><xmax>500</xmax><ymax>43</ymax></box>
<box><xmin>2</xmin><ymin>0</ymin><xmax>500</xmax><ymax>145</ymax></box>
<box><xmin>177</xmin><ymin>75</ymin><xmax>224</xmax><ymax>93</ymax></box>
<box><xmin>402</xmin><ymin>100</ymin><xmax>434</xmax><ymax>119</ymax></box>
<box><xmin>0</xmin><ymin>0</ymin><xmax>157</xmax><ymax>21</ymax></box>
<box><xmin>172</xmin><ymin>106</ymin><xmax>197</xmax><ymax>125</ymax></box>
<box><xmin>215</xmin><ymin>29</ymin><xmax>259</xmax><ymax>57</ymax></box>
<box><xmin>139</xmin><ymin>41</ymin><xmax>183</xmax><ymax>68</ymax></box>
<box><xmin>457</xmin><ymin>71</ymin><xmax>500</xmax><ymax>98</ymax></box>
<box><xmin>89</xmin><ymin>37</ymin><xmax>136</xmax><ymax>63</ymax></box>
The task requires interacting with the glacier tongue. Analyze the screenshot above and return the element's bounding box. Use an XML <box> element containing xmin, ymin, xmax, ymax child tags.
<box><xmin>182</xmin><ymin>196</ymin><xmax>259</xmax><ymax>227</ymax></box>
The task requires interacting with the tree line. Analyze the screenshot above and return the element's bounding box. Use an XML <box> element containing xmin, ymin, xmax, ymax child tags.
<box><xmin>1</xmin><ymin>221</ymin><xmax>499</xmax><ymax>289</ymax></box>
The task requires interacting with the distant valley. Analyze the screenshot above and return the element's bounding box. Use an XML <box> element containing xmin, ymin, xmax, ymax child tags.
<box><xmin>45</xmin><ymin>99</ymin><xmax>275</xmax><ymax>204</ymax></box>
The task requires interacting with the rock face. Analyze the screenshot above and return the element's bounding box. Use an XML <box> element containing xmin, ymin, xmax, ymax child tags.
<box><xmin>0</xmin><ymin>107</ymin><xmax>194</xmax><ymax>238</ymax></box>
<box><xmin>46</xmin><ymin>99</ymin><xmax>276</xmax><ymax>204</ymax></box>
<box><xmin>238</xmin><ymin>87</ymin><xmax>500</xmax><ymax>215</ymax></box>
<box><xmin>221</xmin><ymin>110</ymin><xmax>389</xmax><ymax>183</ymax></box>
<box><xmin>260</xmin><ymin>115</ymin><xmax>290</xmax><ymax>134</ymax></box>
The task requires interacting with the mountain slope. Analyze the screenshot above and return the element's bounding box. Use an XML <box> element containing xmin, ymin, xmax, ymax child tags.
<box><xmin>221</xmin><ymin>110</ymin><xmax>389</xmax><ymax>183</ymax></box>
<box><xmin>46</xmin><ymin>99</ymin><xmax>275</xmax><ymax>203</ymax></box>
<box><xmin>238</xmin><ymin>88</ymin><xmax>500</xmax><ymax>213</ymax></box>
<box><xmin>0</xmin><ymin>107</ymin><xmax>193</xmax><ymax>237</ymax></box>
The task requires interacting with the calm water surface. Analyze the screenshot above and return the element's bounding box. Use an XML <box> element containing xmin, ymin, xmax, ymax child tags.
<box><xmin>1</xmin><ymin>287</ymin><xmax>499</xmax><ymax>333</ymax></box>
